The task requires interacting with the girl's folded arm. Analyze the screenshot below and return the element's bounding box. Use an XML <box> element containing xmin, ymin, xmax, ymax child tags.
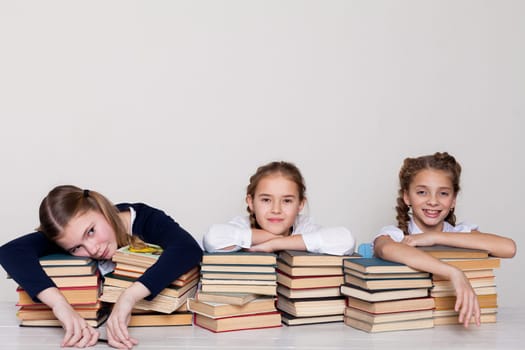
<box><xmin>374</xmin><ymin>235</ymin><xmax>456</xmax><ymax>276</ymax></box>
<box><xmin>430</xmin><ymin>231</ymin><xmax>516</xmax><ymax>258</ymax></box>
<box><xmin>300</xmin><ymin>226</ymin><xmax>355</xmax><ymax>256</ymax></box>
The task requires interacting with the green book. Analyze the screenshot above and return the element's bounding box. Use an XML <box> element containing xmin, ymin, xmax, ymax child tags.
<box><xmin>39</xmin><ymin>254</ymin><xmax>93</xmax><ymax>266</ymax></box>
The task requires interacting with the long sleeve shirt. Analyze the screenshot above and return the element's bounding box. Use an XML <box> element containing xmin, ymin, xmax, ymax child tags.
<box><xmin>0</xmin><ymin>203</ymin><xmax>203</xmax><ymax>301</ymax></box>
<box><xmin>203</xmin><ymin>214</ymin><xmax>355</xmax><ymax>256</ymax></box>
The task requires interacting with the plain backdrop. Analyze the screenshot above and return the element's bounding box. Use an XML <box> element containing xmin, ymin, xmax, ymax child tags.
<box><xmin>0</xmin><ymin>1</ymin><xmax>523</xmax><ymax>306</ymax></box>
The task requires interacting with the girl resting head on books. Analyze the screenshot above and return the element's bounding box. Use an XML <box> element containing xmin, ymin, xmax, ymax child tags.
<box><xmin>203</xmin><ymin>161</ymin><xmax>355</xmax><ymax>255</ymax></box>
<box><xmin>0</xmin><ymin>185</ymin><xmax>203</xmax><ymax>349</ymax></box>
<box><xmin>373</xmin><ymin>152</ymin><xmax>516</xmax><ymax>328</ymax></box>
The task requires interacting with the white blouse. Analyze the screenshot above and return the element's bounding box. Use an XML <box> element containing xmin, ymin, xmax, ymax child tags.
<box><xmin>203</xmin><ymin>214</ymin><xmax>355</xmax><ymax>256</ymax></box>
<box><xmin>373</xmin><ymin>217</ymin><xmax>479</xmax><ymax>244</ymax></box>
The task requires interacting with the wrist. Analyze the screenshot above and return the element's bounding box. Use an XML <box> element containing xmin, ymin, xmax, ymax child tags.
<box><xmin>122</xmin><ymin>282</ymin><xmax>150</xmax><ymax>304</ymax></box>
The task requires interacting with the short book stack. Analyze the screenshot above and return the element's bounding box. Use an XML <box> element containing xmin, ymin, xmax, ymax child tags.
<box><xmin>15</xmin><ymin>254</ymin><xmax>108</xmax><ymax>327</ymax></box>
<box><xmin>190</xmin><ymin>252</ymin><xmax>281</xmax><ymax>332</ymax></box>
<box><xmin>276</xmin><ymin>250</ymin><xmax>355</xmax><ymax>326</ymax></box>
<box><xmin>101</xmin><ymin>244</ymin><xmax>199</xmax><ymax>326</ymax></box>
<box><xmin>421</xmin><ymin>246</ymin><xmax>500</xmax><ymax>325</ymax></box>
<box><xmin>340</xmin><ymin>257</ymin><xmax>434</xmax><ymax>333</ymax></box>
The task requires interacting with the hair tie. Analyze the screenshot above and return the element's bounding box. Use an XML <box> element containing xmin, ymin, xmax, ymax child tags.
<box><xmin>83</xmin><ymin>189</ymin><xmax>90</xmax><ymax>198</ymax></box>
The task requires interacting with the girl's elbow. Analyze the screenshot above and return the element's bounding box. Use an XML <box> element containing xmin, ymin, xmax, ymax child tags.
<box><xmin>345</xmin><ymin>230</ymin><xmax>356</xmax><ymax>255</ymax></box>
<box><xmin>503</xmin><ymin>239</ymin><xmax>517</xmax><ymax>258</ymax></box>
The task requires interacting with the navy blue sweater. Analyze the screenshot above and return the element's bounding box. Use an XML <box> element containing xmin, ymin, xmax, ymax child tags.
<box><xmin>0</xmin><ymin>203</ymin><xmax>203</xmax><ymax>301</ymax></box>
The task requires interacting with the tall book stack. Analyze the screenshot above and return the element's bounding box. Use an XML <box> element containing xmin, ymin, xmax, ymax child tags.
<box><xmin>100</xmin><ymin>245</ymin><xmax>199</xmax><ymax>326</ymax></box>
<box><xmin>340</xmin><ymin>257</ymin><xmax>434</xmax><ymax>333</ymax></box>
<box><xmin>275</xmin><ymin>250</ymin><xmax>355</xmax><ymax>326</ymax></box>
<box><xmin>189</xmin><ymin>252</ymin><xmax>281</xmax><ymax>332</ymax></box>
<box><xmin>15</xmin><ymin>254</ymin><xmax>108</xmax><ymax>327</ymax></box>
<box><xmin>420</xmin><ymin>246</ymin><xmax>500</xmax><ymax>325</ymax></box>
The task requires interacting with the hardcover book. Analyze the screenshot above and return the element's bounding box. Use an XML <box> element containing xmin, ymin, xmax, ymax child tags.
<box><xmin>194</xmin><ymin>311</ymin><xmax>282</xmax><ymax>333</ymax></box>
<box><xmin>278</xmin><ymin>250</ymin><xmax>359</xmax><ymax>267</ymax></box>
<box><xmin>103</xmin><ymin>273</ymin><xmax>199</xmax><ymax>298</ymax></box>
<box><xmin>277</xmin><ymin>285</ymin><xmax>342</xmax><ymax>299</ymax></box>
<box><xmin>343</xmin><ymin>258</ymin><xmax>422</xmax><ymax>274</ymax></box>
<box><xmin>128</xmin><ymin>312</ymin><xmax>193</xmax><ymax>327</ymax></box>
<box><xmin>17</xmin><ymin>285</ymin><xmax>100</xmax><ymax>306</ymax></box>
<box><xmin>277</xmin><ymin>270</ymin><xmax>344</xmax><ymax>289</ymax></box>
<box><xmin>280</xmin><ymin>312</ymin><xmax>344</xmax><ymax>326</ymax></box>
<box><xmin>340</xmin><ymin>285</ymin><xmax>429</xmax><ymax>302</ymax></box>
<box><xmin>100</xmin><ymin>284</ymin><xmax>197</xmax><ymax>314</ymax></box>
<box><xmin>187</xmin><ymin>297</ymin><xmax>276</xmax><ymax>318</ymax></box>
<box><xmin>277</xmin><ymin>260</ymin><xmax>344</xmax><ymax>277</ymax></box>
<box><xmin>39</xmin><ymin>254</ymin><xmax>94</xmax><ymax>266</ymax></box>
<box><xmin>276</xmin><ymin>296</ymin><xmax>346</xmax><ymax>317</ymax></box>
<box><xmin>344</xmin><ymin>315</ymin><xmax>434</xmax><ymax>332</ymax></box>
<box><xmin>196</xmin><ymin>291</ymin><xmax>259</xmax><ymax>306</ymax></box>
<box><xmin>344</xmin><ymin>306</ymin><xmax>433</xmax><ymax>324</ymax></box>
<box><xmin>202</xmin><ymin>252</ymin><xmax>277</xmax><ymax>266</ymax></box>
<box><xmin>419</xmin><ymin>245</ymin><xmax>489</xmax><ymax>259</ymax></box>
<box><xmin>200</xmin><ymin>283</ymin><xmax>276</xmax><ymax>296</ymax></box>
<box><xmin>346</xmin><ymin>296</ymin><xmax>435</xmax><ymax>314</ymax></box>
<box><xmin>344</xmin><ymin>274</ymin><xmax>432</xmax><ymax>290</ymax></box>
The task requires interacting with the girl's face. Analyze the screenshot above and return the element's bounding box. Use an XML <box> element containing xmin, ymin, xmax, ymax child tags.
<box><xmin>403</xmin><ymin>169</ymin><xmax>457</xmax><ymax>233</ymax></box>
<box><xmin>56</xmin><ymin>209</ymin><xmax>118</xmax><ymax>259</ymax></box>
<box><xmin>247</xmin><ymin>174</ymin><xmax>305</xmax><ymax>236</ymax></box>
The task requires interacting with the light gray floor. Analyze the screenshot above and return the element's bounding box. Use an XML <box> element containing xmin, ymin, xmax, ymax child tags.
<box><xmin>0</xmin><ymin>302</ymin><xmax>523</xmax><ymax>349</ymax></box>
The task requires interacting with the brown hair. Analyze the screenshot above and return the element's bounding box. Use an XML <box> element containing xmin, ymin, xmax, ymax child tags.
<box><xmin>38</xmin><ymin>185</ymin><xmax>141</xmax><ymax>248</ymax></box>
<box><xmin>396</xmin><ymin>152</ymin><xmax>462</xmax><ymax>235</ymax></box>
<box><xmin>246</xmin><ymin>161</ymin><xmax>306</xmax><ymax>228</ymax></box>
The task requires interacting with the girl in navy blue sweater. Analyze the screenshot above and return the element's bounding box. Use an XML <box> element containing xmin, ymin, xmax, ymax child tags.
<box><xmin>0</xmin><ymin>185</ymin><xmax>202</xmax><ymax>349</ymax></box>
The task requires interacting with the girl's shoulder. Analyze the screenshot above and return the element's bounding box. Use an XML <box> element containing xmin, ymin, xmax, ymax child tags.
<box><xmin>117</xmin><ymin>202</ymin><xmax>164</xmax><ymax>216</ymax></box>
<box><xmin>227</xmin><ymin>215</ymin><xmax>251</xmax><ymax>226</ymax></box>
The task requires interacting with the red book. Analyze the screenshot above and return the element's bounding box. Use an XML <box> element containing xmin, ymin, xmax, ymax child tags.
<box><xmin>277</xmin><ymin>269</ymin><xmax>344</xmax><ymax>289</ymax></box>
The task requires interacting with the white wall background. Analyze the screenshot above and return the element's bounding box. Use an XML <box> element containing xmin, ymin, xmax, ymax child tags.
<box><xmin>0</xmin><ymin>1</ymin><xmax>523</xmax><ymax>306</ymax></box>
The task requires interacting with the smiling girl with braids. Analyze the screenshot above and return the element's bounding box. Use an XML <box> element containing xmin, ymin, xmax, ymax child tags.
<box><xmin>373</xmin><ymin>152</ymin><xmax>516</xmax><ymax>328</ymax></box>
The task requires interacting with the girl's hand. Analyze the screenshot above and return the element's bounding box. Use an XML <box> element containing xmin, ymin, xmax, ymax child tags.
<box><xmin>52</xmin><ymin>300</ymin><xmax>99</xmax><ymax>347</ymax></box>
<box><xmin>106</xmin><ymin>290</ymin><xmax>139</xmax><ymax>349</ymax></box>
<box><xmin>401</xmin><ymin>233</ymin><xmax>438</xmax><ymax>247</ymax></box>
<box><xmin>106</xmin><ymin>282</ymin><xmax>150</xmax><ymax>349</ymax></box>
<box><xmin>248</xmin><ymin>235</ymin><xmax>306</xmax><ymax>253</ymax></box>
<box><xmin>37</xmin><ymin>287</ymin><xmax>99</xmax><ymax>347</ymax></box>
<box><xmin>449</xmin><ymin>268</ymin><xmax>481</xmax><ymax>327</ymax></box>
<box><xmin>248</xmin><ymin>240</ymin><xmax>276</xmax><ymax>253</ymax></box>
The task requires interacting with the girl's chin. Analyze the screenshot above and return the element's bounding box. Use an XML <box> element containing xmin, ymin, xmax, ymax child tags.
<box><xmin>262</xmin><ymin>228</ymin><xmax>287</xmax><ymax>236</ymax></box>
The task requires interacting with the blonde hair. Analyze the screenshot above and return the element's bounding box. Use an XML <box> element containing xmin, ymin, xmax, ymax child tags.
<box><xmin>38</xmin><ymin>185</ymin><xmax>143</xmax><ymax>248</ymax></box>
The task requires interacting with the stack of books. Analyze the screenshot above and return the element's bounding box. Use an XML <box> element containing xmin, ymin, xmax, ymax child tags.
<box><xmin>275</xmin><ymin>250</ymin><xmax>354</xmax><ymax>326</ymax></box>
<box><xmin>100</xmin><ymin>245</ymin><xmax>199</xmax><ymax>326</ymax></box>
<box><xmin>189</xmin><ymin>252</ymin><xmax>281</xmax><ymax>332</ymax></box>
<box><xmin>15</xmin><ymin>254</ymin><xmax>108</xmax><ymax>327</ymax></box>
<box><xmin>421</xmin><ymin>246</ymin><xmax>500</xmax><ymax>325</ymax></box>
<box><xmin>340</xmin><ymin>257</ymin><xmax>434</xmax><ymax>332</ymax></box>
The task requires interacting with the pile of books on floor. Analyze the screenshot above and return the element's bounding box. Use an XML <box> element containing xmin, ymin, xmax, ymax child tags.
<box><xmin>421</xmin><ymin>246</ymin><xmax>500</xmax><ymax>325</ymax></box>
<box><xmin>340</xmin><ymin>257</ymin><xmax>434</xmax><ymax>332</ymax></box>
<box><xmin>189</xmin><ymin>252</ymin><xmax>281</xmax><ymax>332</ymax></box>
<box><xmin>276</xmin><ymin>250</ymin><xmax>353</xmax><ymax>326</ymax></box>
<box><xmin>15</xmin><ymin>254</ymin><xmax>108</xmax><ymax>327</ymax></box>
<box><xmin>101</xmin><ymin>244</ymin><xmax>199</xmax><ymax>326</ymax></box>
